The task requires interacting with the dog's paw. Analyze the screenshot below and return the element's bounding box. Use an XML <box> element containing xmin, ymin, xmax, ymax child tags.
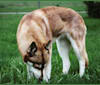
<box><xmin>62</xmin><ymin>61</ymin><xmax>70</xmax><ymax>75</ymax></box>
<box><xmin>79</xmin><ymin>71</ymin><xmax>84</xmax><ymax>77</ymax></box>
<box><xmin>62</xmin><ymin>65</ymin><xmax>70</xmax><ymax>75</ymax></box>
<box><xmin>43</xmin><ymin>76</ymin><xmax>49</xmax><ymax>82</ymax></box>
<box><xmin>63</xmin><ymin>69</ymin><xmax>69</xmax><ymax>74</ymax></box>
<box><xmin>43</xmin><ymin>69</ymin><xmax>51</xmax><ymax>82</ymax></box>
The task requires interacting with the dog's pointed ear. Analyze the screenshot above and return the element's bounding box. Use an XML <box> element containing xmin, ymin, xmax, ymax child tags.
<box><xmin>27</xmin><ymin>41</ymin><xmax>37</xmax><ymax>57</ymax></box>
<box><xmin>45</xmin><ymin>40</ymin><xmax>52</xmax><ymax>50</ymax></box>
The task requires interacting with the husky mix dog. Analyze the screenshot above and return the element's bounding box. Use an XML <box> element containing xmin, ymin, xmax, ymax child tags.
<box><xmin>17</xmin><ymin>6</ymin><xmax>88</xmax><ymax>82</ymax></box>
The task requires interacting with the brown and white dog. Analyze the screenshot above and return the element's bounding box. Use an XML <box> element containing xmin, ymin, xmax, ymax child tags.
<box><xmin>17</xmin><ymin>6</ymin><xmax>88</xmax><ymax>82</ymax></box>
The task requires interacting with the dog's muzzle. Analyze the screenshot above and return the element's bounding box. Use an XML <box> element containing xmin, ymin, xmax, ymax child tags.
<box><xmin>32</xmin><ymin>62</ymin><xmax>45</xmax><ymax>81</ymax></box>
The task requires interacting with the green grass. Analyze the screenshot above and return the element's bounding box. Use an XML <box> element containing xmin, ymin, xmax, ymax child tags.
<box><xmin>0</xmin><ymin>1</ymin><xmax>86</xmax><ymax>12</ymax></box>
<box><xmin>0</xmin><ymin>13</ymin><xmax>100</xmax><ymax>84</ymax></box>
<box><xmin>0</xmin><ymin>0</ymin><xmax>100</xmax><ymax>1</ymax></box>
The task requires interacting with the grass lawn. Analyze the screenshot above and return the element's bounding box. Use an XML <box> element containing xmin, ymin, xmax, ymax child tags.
<box><xmin>0</xmin><ymin>1</ymin><xmax>86</xmax><ymax>12</ymax></box>
<box><xmin>0</xmin><ymin>0</ymin><xmax>100</xmax><ymax>1</ymax></box>
<box><xmin>0</xmin><ymin>12</ymin><xmax>100</xmax><ymax>84</ymax></box>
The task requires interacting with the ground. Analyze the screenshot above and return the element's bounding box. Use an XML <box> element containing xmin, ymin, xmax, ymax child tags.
<box><xmin>0</xmin><ymin>0</ymin><xmax>100</xmax><ymax>84</ymax></box>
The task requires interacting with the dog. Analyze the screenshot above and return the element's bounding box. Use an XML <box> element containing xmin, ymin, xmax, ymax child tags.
<box><xmin>16</xmin><ymin>6</ymin><xmax>88</xmax><ymax>82</ymax></box>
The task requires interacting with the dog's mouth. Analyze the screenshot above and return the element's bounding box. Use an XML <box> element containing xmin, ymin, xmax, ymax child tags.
<box><xmin>25</xmin><ymin>50</ymin><xmax>46</xmax><ymax>81</ymax></box>
<box><xmin>33</xmin><ymin>63</ymin><xmax>42</xmax><ymax>70</ymax></box>
<box><xmin>32</xmin><ymin>62</ymin><xmax>45</xmax><ymax>81</ymax></box>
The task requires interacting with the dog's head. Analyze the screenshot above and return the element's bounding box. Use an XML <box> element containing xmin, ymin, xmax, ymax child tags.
<box><xmin>24</xmin><ymin>40</ymin><xmax>52</xmax><ymax>81</ymax></box>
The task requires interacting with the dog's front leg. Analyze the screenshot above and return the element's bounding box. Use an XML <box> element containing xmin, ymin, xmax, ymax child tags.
<box><xmin>26</xmin><ymin>63</ymin><xmax>33</xmax><ymax>80</ymax></box>
<box><xmin>43</xmin><ymin>56</ymin><xmax>51</xmax><ymax>82</ymax></box>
